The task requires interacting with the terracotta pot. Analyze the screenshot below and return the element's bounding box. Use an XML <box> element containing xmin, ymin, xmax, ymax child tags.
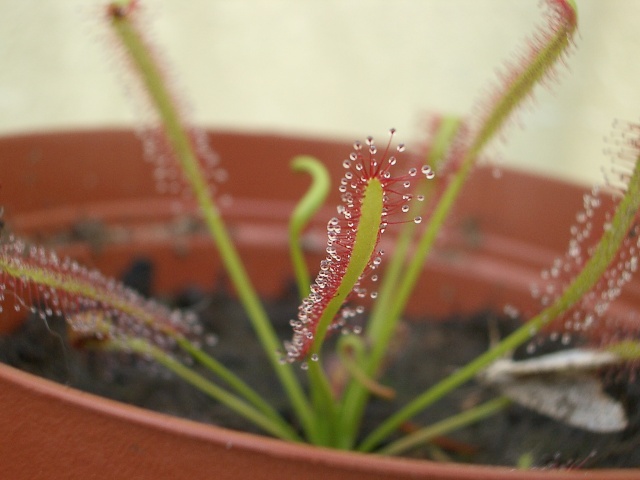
<box><xmin>0</xmin><ymin>130</ymin><xmax>637</xmax><ymax>479</ymax></box>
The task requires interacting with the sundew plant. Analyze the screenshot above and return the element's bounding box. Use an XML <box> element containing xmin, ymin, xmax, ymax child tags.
<box><xmin>2</xmin><ymin>0</ymin><xmax>640</xmax><ymax>460</ymax></box>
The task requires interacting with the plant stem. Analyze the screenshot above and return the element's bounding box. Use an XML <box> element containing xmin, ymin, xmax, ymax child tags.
<box><xmin>379</xmin><ymin>397</ymin><xmax>511</xmax><ymax>456</ymax></box>
<box><xmin>289</xmin><ymin>156</ymin><xmax>331</xmax><ymax>298</ymax></box>
<box><xmin>308</xmin><ymin>360</ymin><xmax>338</xmax><ymax>446</ymax></box>
<box><xmin>109</xmin><ymin>9</ymin><xmax>316</xmax><ymax>440</ymax></box>
<box><xmin>109</xmin><ymin>337</ymin><xmax>302</xmax><ymax>442</ymax></box>
<box><xmin>176</xmin><ymin>336</ymin><xmax>289</xmax><ymax>422</ymax></box>
<box><xmin>359</xmin><ymin>138</ymin><xmax>640</xmax><ymax>452</ymax></box>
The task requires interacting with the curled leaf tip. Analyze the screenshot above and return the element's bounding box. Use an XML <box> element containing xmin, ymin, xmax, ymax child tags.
<box><xmin>289</xmin><ymin>155</ymin><xmax>331</xmax><ymax>298</ymax></box>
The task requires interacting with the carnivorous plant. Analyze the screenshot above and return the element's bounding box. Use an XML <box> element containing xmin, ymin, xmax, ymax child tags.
<box><xmin>2</xmin><ymin>0</ymin><xmax>640</xmax><ymax>465</ymax></box>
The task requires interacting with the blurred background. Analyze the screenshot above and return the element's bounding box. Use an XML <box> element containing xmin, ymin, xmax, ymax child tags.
<box><xmin>1</xmin><ymin>0</ymin><xmax>640</xmax><ymax>186</ymax></box>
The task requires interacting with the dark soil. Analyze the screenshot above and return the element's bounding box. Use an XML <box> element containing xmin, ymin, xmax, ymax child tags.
<box><xmin>1</xmin><ymin>259</ymin><xmax>639</xmax><ymax>470</ymax></box>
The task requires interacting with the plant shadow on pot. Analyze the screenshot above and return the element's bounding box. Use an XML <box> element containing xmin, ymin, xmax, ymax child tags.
<box><xmin>0</xmin><ymin>130</ymin><xmax>639</xmax><ymax>480</ymax></box>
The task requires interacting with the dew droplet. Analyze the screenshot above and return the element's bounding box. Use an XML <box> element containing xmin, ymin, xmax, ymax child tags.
<box><xmin>414</xmin><ymin>216</ymin><xmax>422</xmax><ymax>224</ymax></box>
<box><xmin>422</xmin><ymin>165</ymin><xmax>435</xmax><ymax>179</ymax></box>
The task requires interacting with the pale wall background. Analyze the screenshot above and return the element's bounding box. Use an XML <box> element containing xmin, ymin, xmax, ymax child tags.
<box><xmin>2</xmin><ymin>0</ymin><xmax>640</xmax><ymax>186</ymax></box>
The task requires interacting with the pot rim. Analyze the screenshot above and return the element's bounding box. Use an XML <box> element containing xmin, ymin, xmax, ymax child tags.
<box><xmin>0</xmin><ymin>361</ymin><xmax>634</xmax><ymax>480</ymax></box>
